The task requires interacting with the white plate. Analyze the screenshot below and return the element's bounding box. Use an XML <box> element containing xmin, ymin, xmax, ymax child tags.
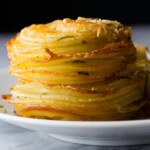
<box><xmin>146</xmin><ymin>51</ymin><xmax>150</xmax><ymax>60</ymax></box>
<box><xmin>0</xmin><ymin>68</ymin><xmax>150</xmax><ymax>146</ymax></box>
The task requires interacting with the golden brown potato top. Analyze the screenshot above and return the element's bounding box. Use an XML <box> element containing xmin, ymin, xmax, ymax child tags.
<box><xmin>19</xmin><ymin>17</ymin><xmax>131</xmax><ymax>43</ymax></box>
<box><xmin>7</xmin><ymin>17</ymin><xmax>134</xmax><ymax>64</ymax></box>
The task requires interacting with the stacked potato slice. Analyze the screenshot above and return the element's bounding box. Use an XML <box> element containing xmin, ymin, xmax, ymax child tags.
<box><xmin>4</xmin><ymin>17</ymin><xmax>149</xmax><ymax>120</ymax></box>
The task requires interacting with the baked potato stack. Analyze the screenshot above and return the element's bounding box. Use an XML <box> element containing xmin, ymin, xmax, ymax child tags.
<box><xmin>4</xmin><ymin>17</ymin><xmax>147</xmax><ymax>120</ymax></box>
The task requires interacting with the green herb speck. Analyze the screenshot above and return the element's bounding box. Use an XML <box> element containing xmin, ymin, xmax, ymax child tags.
<box><xmin>78</xmin><ymin>72</ymin><xmax>89</xmax><ymax>75</ymax></box>
<box><xmin>57</xmin><ymin>36</ymin><xmax>74</xmax><ymax>41</ymax></box>
<box><xmin>81</xmin><ymin>40</ymin><xmax>88</xmax><ymax>44</ymax></box>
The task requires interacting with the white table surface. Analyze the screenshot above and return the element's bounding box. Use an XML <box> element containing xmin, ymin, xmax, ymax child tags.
<box><xmin>0</xmin><ymin>25</ymin><xmax>150</xmax><ymax>150</ymax></box>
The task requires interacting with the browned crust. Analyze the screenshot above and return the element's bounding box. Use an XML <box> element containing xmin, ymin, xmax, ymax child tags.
<box><xmin>7</xmin><ymin>40</ymin><xmax>134</xmax><ymax>63</ymax></box>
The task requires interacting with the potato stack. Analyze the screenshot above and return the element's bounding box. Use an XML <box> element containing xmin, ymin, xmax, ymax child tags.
<box><xmin>4</xmin><ymin>17</ymin><xmax>148</xmax><ymax>120</ymax></box>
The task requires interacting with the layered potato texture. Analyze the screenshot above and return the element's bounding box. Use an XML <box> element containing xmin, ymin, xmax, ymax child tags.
<box><xmin>4</xmin><ymin>17</ymin><xmax>150</xmax><ymax>120</ymax></box>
